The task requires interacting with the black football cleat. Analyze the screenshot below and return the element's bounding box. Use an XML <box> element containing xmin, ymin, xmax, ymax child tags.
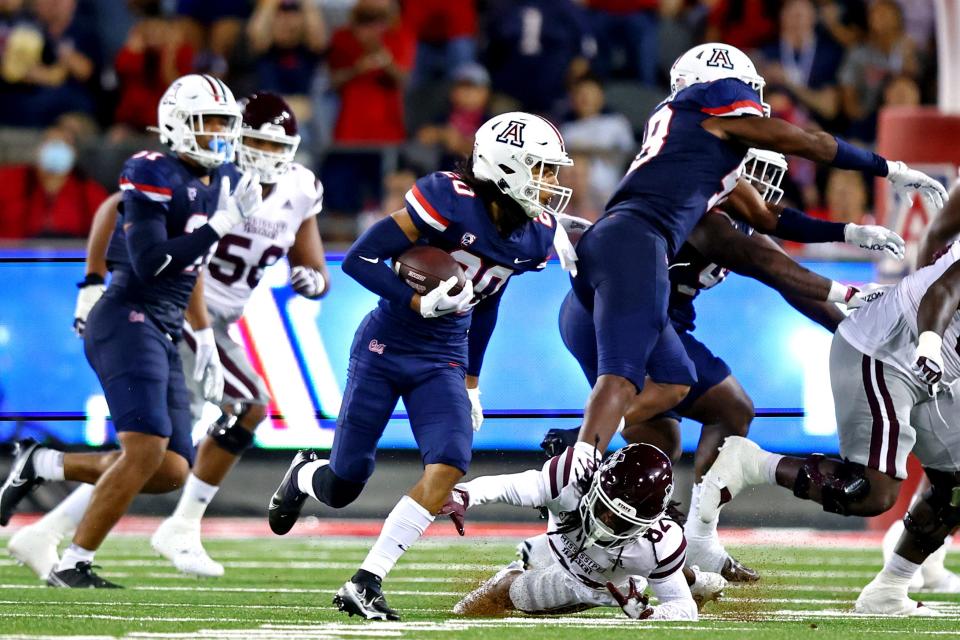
<box><xmin>540</xmin><ymin>426</ymin><xmax>581</xmax><ymax>459</ymax></box>
<box><xmin>721</xmin><ymin>555</ymin><xmax>760</xmax><ymax>582</ymax></box>
<box><xmin>47</xmin><ymin>562</ymin><xmax>122</xmax><ymax>588</ymax></box>
<box><xmin>0</xmin><ymin>439</ymin><xmax>46</xmax><ymax>526</ymax></box>
<box><xmin>333</xmin><ymin>571</ymin><xmax>400</xmax><ymax>621</ymax></box>
<box><xmin>268</xmin><ymin>450</ymin><xmax>319</xmax><ymax>536</ymax></box>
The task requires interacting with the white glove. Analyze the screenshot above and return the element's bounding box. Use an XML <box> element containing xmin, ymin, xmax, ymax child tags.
<box><xmin>418</xmin><ymin>277</ymin><xmax>475</xmax><ymax>319</ymax></box>
<box><xmin>827</xmin><ymin>281</ymin><xmax>892</xmax><ymax>309</ymax></box>
<box><xmin>290</xmin><ymin>265</ymin><xmax>326</xmax><ymax>298</ymax></box>
<box><xmin>912</xmin><ymin>331</ymin><xmax>944</xmax><ymax>387</ymax></box>
<box><xmin>844</xmin><ymin>224</ymin><xmax>905</xmax><ymax>260</ymax></box>
<box><xmin>553</xmin><ymin>225</ymin><xmax>579</xmax><ymax>276</ymax></box>
<box><xmin>467</xmin><ymin>386</ymin><xmax>483</xmax><ymax>432</ymax></box>
<box><xmin>552</xmin><ymin>212</ymin><xmax>593</xmax><ymax>234</ymax></box>
<box><xmin>207</xmin><ymin>173</ymin><xmax>263</xmax><ymax>237</ymax></box>
<box><xmin>192</xmin><ymin>327</ymin><xmax>224</xmax><ymax>403</ymax></box>
<box><xmin>887</xmin><ymin>160</ymin><xmax>949</xmax><ymax>213</ymax></box>
<box><xmin>73</xmin><ymin>278</ymin><xmax>105</xmax><ymax>336</ymax></box>
<box><xmin>605</xmin><ymin>577</ymin><xmax>654</xmax><ymax>620</ymax></box>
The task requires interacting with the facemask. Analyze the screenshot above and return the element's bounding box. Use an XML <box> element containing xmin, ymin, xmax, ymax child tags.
<box><xmin>38</xmin><ymin>140</ymin><xmax>76</xmax><ymax>175</ymax></box>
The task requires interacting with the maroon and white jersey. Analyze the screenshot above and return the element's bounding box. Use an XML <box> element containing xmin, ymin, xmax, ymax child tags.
<box><xmin>203</xmin><ymin>163</ymin><xmax>322</xmax><ymax>320</ymax></box>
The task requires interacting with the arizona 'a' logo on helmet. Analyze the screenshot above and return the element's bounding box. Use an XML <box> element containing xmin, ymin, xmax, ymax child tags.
<box><xmin>705</xmin><ymin>47</ymin><xmax>734</xmax><ymax>70</ymax></box>
<box><xmin>495</xmin><ymin>120</ymin><xmax>526</xmax><ymax>147</ymax></box>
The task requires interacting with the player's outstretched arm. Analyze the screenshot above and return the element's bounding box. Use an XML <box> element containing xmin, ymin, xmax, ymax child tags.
<box><xmin>84</xmin><ymin>191</ymin><xmax>121</xmax><ymax>280</ymax></box>
<box><xmin>705</xmin><ymin>116</ymin><xmax>948</xmax><ymax>210</ymax></box>
<box><xmin>917</xmin><ymin>182</ymin><xmax>960</xmax><ymax>268</ymax></box>
<box><xmin>288</xmin><ymin>215</ymin><xmax>331</xmax><ymax>299</ymax></box>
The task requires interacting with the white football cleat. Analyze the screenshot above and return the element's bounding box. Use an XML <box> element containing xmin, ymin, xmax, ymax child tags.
<box><xmin>698</xmin><ymin>437</ymin><xmax>768</xmax><ymax>524</ymax></box>
<box><xmin>7</xmin><ymin>522</ymin><xmax>62</xmax><ymax>580</ymax></box>
<box><xmin>855</xmin><ymin>576</ymin><xmax>940</xmax><ymax>616</ymax></box>
<box><xmin>882</xmin><ymin>521</ymin><xmax>960</xmax><ymax>592</ymax></box>
<box><xmin>689</xmin><ymin>566</ymin><xmax>727</xmax><ymax>610</ymax></box>
<box><xmin>881</xmin><ymin>520</ymin><xmax>923</xmax><ymax>590</ymax></box>
<box><xmin>151</xmin><ymin>517</ymin><xmax>224</xmax><ymax>578</ymax></box>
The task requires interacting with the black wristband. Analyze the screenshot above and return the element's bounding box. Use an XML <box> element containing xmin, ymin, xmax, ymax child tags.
<box><xmin>77</xmin><ymin>273</ymin><xmax>105</xmax><ymax>288</ymax></box>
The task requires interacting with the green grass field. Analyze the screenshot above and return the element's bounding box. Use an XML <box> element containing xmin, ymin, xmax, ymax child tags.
<box><xmin>1</xmin><ymin>534</ymin><xmax>959</xmax><ymax>639</ymax></box>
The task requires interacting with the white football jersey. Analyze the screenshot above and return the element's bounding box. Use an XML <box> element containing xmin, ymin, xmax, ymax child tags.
<box><xmin>538</xmin><ymin>448</ymin><xmax>687</xmax><ymax>591</ymax></box>
<box><xmin>839</xmin><ymin>242</ymin><xmax>960</xmax><ymax>384</ymax></box>
<box><xmin>203</xmin><ymin>163</ymin><xmax>323</xmax><ymax>320</ymax></box>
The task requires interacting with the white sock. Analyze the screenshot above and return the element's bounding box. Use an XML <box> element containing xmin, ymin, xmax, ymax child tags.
<box><xmin>33</xmin><ymin>449</ymin><xmax>65</xmax><ymax>481</ymax></box>
<box><xmin>686</xmin><ymin>483</ymin><xmax>719</xmax><ymax>539</ymax></box>
<box><xmin>296</xmin><ymin>460</ymin><xmax>329</xmax><ymax>501</ymax></box>
<box><xmin>882</xmin><ymin>552</ymin><xmax>922</xmax><ymax>584</ymax></box>
<box><xmin>171</xmin><ymin>474</ymin><xmax>219</xmax><ymax>522</ymax></box>
<box><xmin>358</xmin><ymin>495</ymin><xmax>434</xmax><ymax>579</ymax></box>
<box><xmin>762</xmin><ymin>452</ymin><xmax>783</xmax><ymax>485</ymax></box>
<box><xmin>36</xmin><ymin>484</ymin><xmax>93</xmax><ymax>537</ymax></box>
<box><xmin>58</xmin><ymin>543</ymin><xmax>95</xmax><ymax>571</ymax></box>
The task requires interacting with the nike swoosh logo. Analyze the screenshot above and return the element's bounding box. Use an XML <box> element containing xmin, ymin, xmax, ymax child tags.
<box><xmin>8</xmin><ymin>478</ymin><xmax>26</xmax><ymax>488</ymax></box>
<box><xmin>514</xmin><ymin>258</ymin><xmax>531</xmax><ymax>264</ymax></box>
<box><xmin>153</xmin><ymin>254</ymin><xmax>173</xmax><ymax>276</ymax></box>
<box><xmin>359</xmin><ymin>256</ymin><xmax>380</xmax><ymax>264</ymax></box>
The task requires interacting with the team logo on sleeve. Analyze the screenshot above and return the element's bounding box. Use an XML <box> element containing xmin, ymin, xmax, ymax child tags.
<box><xmin>706</xmin><ymin>47</ymin><xmax>734</xmax><ymax>70</ymax></box>
<box><xmin>496</xmin><ymin>120</ymin><xmax>526</xmax><ymax>147</ymax></box>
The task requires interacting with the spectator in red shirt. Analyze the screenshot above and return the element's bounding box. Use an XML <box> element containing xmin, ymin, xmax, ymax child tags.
<box><xmin>706</xmin><ymin>0</ymin><xmax>779</xmax><ymax>51</ymax></box>
<box><xmin>328</xmin><ymin>0</ymin><xmax>415</xmax><ymax>144</ymax></box>
<box><xmin>111</xmin><ymin>4</ymin><xmax>193</xmax><ymax>138</ymax></box>
<box><xmin>402</xmin><ymin>0</ymin><xmax>477</xmax><ymax>87</ymax></box>
<box><xmin>0</xmin><ymin>124</ymin><xmax>107</xmax><ymax>239</ymax></box>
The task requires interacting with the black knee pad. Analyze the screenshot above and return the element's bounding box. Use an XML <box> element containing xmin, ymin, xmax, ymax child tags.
<box><xmin>207</xmin><ymin>410</ymin><xmax>255</xmax><ymax>455</ymax></box>
<box><xmin>792</xmin><ymin>455</ymin><xmax>870</xmax><ymax>516</ymax></box>
<box><xmin>313</xmin><ymin>465</ymin><xmax>365</xmax><ymax>509</ymax></box>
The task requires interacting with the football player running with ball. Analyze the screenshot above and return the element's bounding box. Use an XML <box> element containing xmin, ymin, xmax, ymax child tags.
<box><xmin>0</xmin><ymin>75</ymin><xmax>262</xmax><ymax>587</ymax></box>
<box><xmin>566</xmin><ymin>42</ymin><xmax>947</xmax><ymax>469</ymax></box>
<box><xmin>5</xmin><ymin>93</ymin><xmax>330</xmax><ymax>581</ymax></box>
<box><xmin>445</xmin><ymin>444</ymin><xmax>723</xmax><ymax>620</ymax></box>
<box><xmin>267</xmin><ymin>112</ymin><xmax>583</xmax><ymax>620</ymax></box>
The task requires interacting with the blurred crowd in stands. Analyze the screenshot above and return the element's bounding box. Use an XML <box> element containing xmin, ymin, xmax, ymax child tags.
<box><xmin>0</xmin><ymin>0</ymin><xmax>941</xmax><ymax>252</ymax></box>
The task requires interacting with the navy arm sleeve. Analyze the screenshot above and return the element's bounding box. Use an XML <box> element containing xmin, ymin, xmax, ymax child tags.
<box><xmin>467</xmin><ymin>284</ymin><xmax>507</xmax><ymax>377</ymax></box>
<box><xmin>342</xmin><ymin>216</ymin><xmax>416</xmax><ymax>307</ymax></box>
<box><xmin>124</xmin><ymin>198</ymin><xmax>220</xmax><ymax>281</ymax></box>
<box><xmin>774</xmin><ymin>207</ymin><xmax>847</xmax><ymax>243</ymax></box>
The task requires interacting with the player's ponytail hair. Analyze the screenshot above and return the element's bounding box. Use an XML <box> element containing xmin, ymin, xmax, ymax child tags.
<box><xmin>454</xmin><ymin>156</ymin><xmax>529</xmax><ymax>232</ymax></box>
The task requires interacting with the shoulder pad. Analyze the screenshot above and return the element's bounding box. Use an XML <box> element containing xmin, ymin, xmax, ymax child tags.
<box><xmin>646</xmin><ymin>518</ymin><xmax>687</xmax><ymax>580</ymax></box>
<box><xmin>119</xmin><ymin>151</ymin><xmax>179</xmax><ymax>203</ymax></box>
<box><xmin>541</xmin><ymin>446</ymin><xmax>579</xmax><ymax>500</ymax></box>
<box><xmin>697</xmin><ymin>78</ymin><xmax>764</xmax><ymax>118</ymax></box>
<box><xmin>405</xmin><ymin>171</ymin><xmax>464</xmax><ymax>234</ymax></box>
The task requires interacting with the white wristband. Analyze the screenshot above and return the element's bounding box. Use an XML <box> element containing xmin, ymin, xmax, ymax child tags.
<box><xmin>207</xmin><ymin>211</ymin><xmax>237</xmax><ymax>238</ymax></box>
<box><xmin>827</xmin><ymin>280</ymin><xmax>850</xmax><ymax>303</ymax></box>
<box><xmin>917</xmin><ymin>331</ymin><xmax>943</xmax><ymax>359</ymax></box>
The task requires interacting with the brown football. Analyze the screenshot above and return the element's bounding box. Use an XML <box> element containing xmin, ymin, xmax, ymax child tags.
<box><xmin>395</xmin><ymin>246</ymin><xmax>466</xmax><ymax>296</ymax></box>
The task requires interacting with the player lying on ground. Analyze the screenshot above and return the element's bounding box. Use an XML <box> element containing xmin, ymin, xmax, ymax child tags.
<box><xmin>565</xmin><ymin>42</ymin><xmax>947</xmax><ymax>490</ymax></box>
<box><xmin>444</xmin><ymin>443</ymin><xmax>723</xmax><ymax>620</ymax></box>
<box><xmin>697</xmin><ymin>240</ymin><xmax>960</xmax><ymax>615</ymax></box>
<box><xmin>880</xmin><ymin>179</ymin><xmax>960</xmax><ymax>594</ymax></box>
<box><xmin>0</xmin><ymin>74</ymin><xmax>262</xmax><ymax>588</ymax></box>
<box><xmin>4</xmin><ymin>93</ymin><xmax>329</xmax><ymax>580</ymax></box>
<box><xmin>266</xmin><ymin>112</ymin><xmax>584</xmax><ymax>621</ymax></box>
<box><xmin>545</xmin><ymin>147</ymin><xmax>890</xmax><ymax>581</ymax></box>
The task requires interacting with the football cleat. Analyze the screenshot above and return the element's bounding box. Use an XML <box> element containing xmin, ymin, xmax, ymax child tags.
<box><xmin>689</xmin><ymin>566</ymin><xmax>727</xmax><ymax>610</ymax></box>
<box><xmin>268</xmin><ymin>450</ymin><xmax>320</xmax><ymax>536</ymax></box>
<box><xmin>698</xmin><ymin>436</ymin><xmax>768</xmax><ymax>524</ymax></box>
<box><xmin>855</xmin><ymin>575</ymin><xmax>939</xmax><ymax>616</ymax></box>
<box><xmin>721</xmin><ymin>555</ymin><xmax>760</xmax><ymax>582</ymax></box>
<box><xmin>540</xmin><ymin>426</ymin><xmax>580</xmax><ymax>459</ymax></box>
<box><xmin>151</xmin><ymin>516</ymin><xmax>224</xmax><ymax>578</ymax></box>
<box><xmin>333</xmin><ymin>573</ymin><xmax>400</xmax><ymax>621</ymax></box>
<box><xmin>47</xmin><ymin>561</ymin><xmax>122</xmax><ymax>588</ymax></box>
<box><xmin>8</xmin><ymin>522</ymin><xmax>62</xmax><ymax>580</ymax></box>
<box><xmin>0</xmin><ymin>440</ymin><xmax>46</xmax><ymax>526</ymax></box>
<box><xmin>438</xmin><ymin>488</ymin><xmax>469</xmax><ymax>536</ymax></box>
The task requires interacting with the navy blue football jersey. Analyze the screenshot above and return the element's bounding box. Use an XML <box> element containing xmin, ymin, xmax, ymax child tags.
<box><xmin>374</xmin><ymin>171</ymin><xmax>556</xmax><ymax>337</ymax></box>
<box><xmin>105</xmin><ymin>151</ymin><xmax>241</xmax><ymax>336</ymax></box>
<box><xmin>606</xmin><ymin>78</ymin><xmax>763</xmax><ymax>258</ymax></box>
<box><xmin>668</xmin><ymin>211</ymin><xmax>753</xmax><ymax>332</ymax></box>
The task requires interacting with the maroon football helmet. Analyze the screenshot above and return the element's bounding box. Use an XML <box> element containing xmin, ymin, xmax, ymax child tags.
<box><xmin>236</xmin><ymin>92</ymin><xmax>301</xmax><ymax>183</ymax></box>
<box><xmin>578</xmin><ymin>443</ymin><xmax>674</xmax><ymax>549</ymax></box>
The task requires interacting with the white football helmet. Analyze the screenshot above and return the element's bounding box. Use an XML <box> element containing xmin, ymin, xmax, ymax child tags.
<box><xmin>155</xmin><ymin>74</ymin><xmax>241</xmax><ymax>169</ymax></box>
<box><xmin>670</xmin><ymin>42</ymin><xmax>766</xmax><ymax>109</ymax></box>
<box><xmin>473</xmin><ymin>112</ymin><xmax>573</xmax><ymax>218</ymax></box>
<box><xmin>740</xmin><ymin>148</ymin><xmax>787</xmax><ymax>204</ymax></box>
